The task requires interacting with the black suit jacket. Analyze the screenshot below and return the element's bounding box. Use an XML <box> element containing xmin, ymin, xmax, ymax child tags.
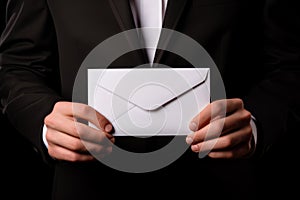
<box><xmin>0</xmin><ymin>0</ymin><xmax>299</xmax><ymax>199</ymax></box>
<box><xmin>0</xmin><ymin>0</ymin><xmax>6</xmax><ymax>31</ymax></box>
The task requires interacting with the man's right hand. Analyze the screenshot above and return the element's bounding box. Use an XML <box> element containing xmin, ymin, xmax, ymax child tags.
<box><xmin>44</xmin><ymin>102</ymin><xmax>115</xmax><ymax>162</ymax></box>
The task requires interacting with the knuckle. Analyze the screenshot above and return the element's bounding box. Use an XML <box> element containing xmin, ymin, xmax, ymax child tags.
<box><xmin>90</xmin><ymin>145</ymin><xmax>103</xmax><ymax>154</ymax></box>
<box><xmin>45</xmin><ymin>131</ymin><xmax>53</xmax><ymax>142</ymax></box>
<box><xmin>211</xmin><ymin>121</ymin><xmax>224</xmax><ymax>134</ymax></box>
<box><xmin>247</xmin><ymin>141</ymin><xmax>252</xmax><ymax>151</ymax></box>
<box><xmin>217</xmin><ymin>121</ymin><xmax>225</xmax><ymax>132</ymax></box>
<box><xmin>71</xmin><ymin>140</ymin><xmax>84</xmax><ymax>151</ymax></box>
<box><xmin>48</xmin><ymin>147</ymin><xmax>56</xmax><ymax>158</ymax></box>
<box><xmin>69</xmin><ymin>153</ymin><xmax>80</xmax><ymax>162</ymax></box>
<box><xmin>245</xmin><ymin>141</ymin><xmax>251</xmax><ymax>151</ymax></box>
<box><xmin>44</xmin><ymin>115</ymin><xmax>55</xmax><ymax>127</ymax></box>
<box><xmin>242</xmin><ymin>110</ymin><xmax>252</xmax><ymax>121</ymax></box>
<box><xmin>245</xmin><ymin>125</ymin><xmax>253</xmax><ymax>135</ymax></box>
<box><xmin>71</xmin><ymin>124</ymin><xmax>79</xmax><ymax>136</ymax></box>
<box><xmin>223</xmin><ymin>137</ymin><xmax>233</xmax><ymax>147</ymax></box>
<box><xmin>234</xmin><ymin>98</ymin><xmax>243</xmax><ymax>107</ymax></box>
<box><xmin>196</xmin><ymin>131</ymin><xmax>206</xmax><ymax>143</ymax></box>
<box><xmin>74</xmin><ymin>122</ymin><xmax>84</xmax><ymax>137</ymax></box>
<box><xmin>106</xmin><ymin>146</ymin><xmax>113</xmax><ymax>154</ymax></box>
<box><xmin>101</xmin><ymin>132</ymin><xmax>110</xmax><ymax>142</ymax></box>
<box><xmin>213</xmin><ymin>102</ymin><xmax>224</xmax><ymax>116</ymax></box>
<box><xmin>245</xmin><ymin>126</ymin><xmax>253</xmax><ymax>141</ymax></box>
<box><xmin>54</xmin><ymin>101</ymin><xmax>64</xmax><ymax>111</ymax></box>
<box><xmin>81</xmin><ymin>105</ymin><xmax>93</xmax><ymax>116</ymax></box>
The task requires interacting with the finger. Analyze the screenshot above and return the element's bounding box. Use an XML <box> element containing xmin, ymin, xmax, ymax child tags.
<box><xmin>45</xmin><ymin>112</ymin><xmax>114</xmax><ymax>143</ymax></box>
<box><xmin>190</xmin><ymin>125</ymin><xmax>253</xmax><ymax>153</ymax></box>
<box><xmin>46</xmin><ymin>128</ymin><xmax>88</xmax><ymax>153</ymax></box>
<box><xmin>48</xmin><ymin>143</ymin><xmax>95</xmax><ymax>162</ymax></box>
<box><xmin>73</xmin><ymin>103</ymin><xmax>112</xmax><ymax>132</ymax></box>
<box><xmin>53</xmin><ymin>102</ymin><xmax>113</xmax><ymax>132</ymax></box>
<box><xmin>187</xmin><ymin>117</ymin><xmax>225</xmax><ymax>145</ymax></box>
<box><xmin>189</xmin><ymin>98</ymin><xmax>244</xmax><ymax>131</ymax></box>
<box><xmin>75</xmin><ymin>122</ymin><xmax>115</xmax><ymax>143</ymax></box>
<box><xmin>91</xmin><ymin>146</ymin><xmax>113</xmax><ymax>159</ymax></box>
<box><xmin>221</xmin><ymin>109</ymin><xmax>252</xmax><ymax>135</ymax></box>
<box><xmin>187</xmin><ymin>108</ymin><xmax>251</xmax><ymax>145</ymax></box>
<box><xmin>47</xmin><ymin>128</ymin><xmax>114</xmax><ymax>154</ymax></box>
<box><xmin>81</xmin><ymin>139</ymin><xmax>113</xmax><ymax>155</ymax></box>
<box><xmin>207</xmin><ymin>141</ymin><xmax>252</xmax><ymax>159</ymax></box>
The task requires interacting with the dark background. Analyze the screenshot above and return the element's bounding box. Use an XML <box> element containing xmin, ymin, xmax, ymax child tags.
<box><xmin>0</xmin><ymin>0</ymin><xmax>298</xmax><ymax>199</ymax></box>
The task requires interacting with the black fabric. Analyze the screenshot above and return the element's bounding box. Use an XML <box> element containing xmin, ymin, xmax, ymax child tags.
<box><xmin>0</xmin><ymin>0</ymin><xmax>5</xmax><ymax>31</ymax></box>
<box><xmin>0</xmin><ymin>113</ymin><xmax>54</xmax><ymax>199</ymax></box>
<box><xmin>1</xmin><ymin>1</ymin><xmax>53</xmax><ymax>199</ymax></box>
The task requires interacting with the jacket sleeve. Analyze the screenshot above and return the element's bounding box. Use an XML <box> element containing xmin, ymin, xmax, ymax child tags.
<box><xmin>244</xmin><ymin>0</ymin><xmax>300</xmax><ymax>157</ymax></box>
<box><xmin>0</xmin><ymin>0</ymin><xmax>62</xmax><ymax>162</ymax></box>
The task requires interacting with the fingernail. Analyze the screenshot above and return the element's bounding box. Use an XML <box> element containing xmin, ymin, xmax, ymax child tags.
<box><xmin>192</xmin><ymin>145</ymin><xmax>199</xmax><ymax>152</ymax></box>
<box><xmin>105</xmin><ymin>124</ymin><xmax>113</xmax><ymax>132</ymax></box>
<box><xmin>186</xmin><ymin>136</ymin><xmax>193</xmax><ymax>145</ymax></box>
<box><xmin>189</xmin><ymin>121</ymin><xmax>198</xmax><ymax>131</ymax></box>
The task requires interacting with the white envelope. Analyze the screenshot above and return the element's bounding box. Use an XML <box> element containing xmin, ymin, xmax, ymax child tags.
<box><xmin>88</xmin><ymin>68</ymin><xmax>210</xmax><ymax>136</ymax></box>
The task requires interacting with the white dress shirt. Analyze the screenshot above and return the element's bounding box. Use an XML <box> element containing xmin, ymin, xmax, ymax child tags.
<box><xmin>43</xmin><ymin>0</ymin><xmax>257</xmax><ymax>150</ymax></box>
<box><xmin>130</xmin><ymin>0</ymin><xmax>168</xmax><ymax>63</ymax></box>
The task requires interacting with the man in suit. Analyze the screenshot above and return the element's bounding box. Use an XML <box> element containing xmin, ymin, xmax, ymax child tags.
<box><xmin>0</xmin><ymin>0</ymin><xmax>299</xmax><ymax>199</ymax></box>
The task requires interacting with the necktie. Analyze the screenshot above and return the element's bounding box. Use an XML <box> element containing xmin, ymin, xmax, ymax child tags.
<box><xmin>137</xmin><ymin>0</ymin><xmax>163</xmax><ymax>64</ymax></box>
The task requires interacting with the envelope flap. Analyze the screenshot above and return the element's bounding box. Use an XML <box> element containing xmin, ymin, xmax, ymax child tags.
<box><xmin>96</xmin><ymin>68</ymin><xmax>209</xmax><ymax>111</ymax></box>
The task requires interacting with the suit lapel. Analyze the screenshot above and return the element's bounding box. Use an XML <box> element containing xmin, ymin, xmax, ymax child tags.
<box><xmin>154</xmin><ymin>0</ymin><xmax>189</xmax><ymax>64</ymax></box>
<box><xmin>109</xmin><ymin>0</ymin><xmax>136</xmax><ymax>31</ymax></box>
<box><xmin>109</xmin><ymin>0</ymin><xmax>148</xmax><ymax>64</ymax></box>
<box><xmin>109</xmin><ymin>0</ymin><xmax>189</xmax><ymax>65</ymax></box>
<box><xmin>163</xmin><ymin>0</ymin><xmax>189</xmax><ymax>30</ymax></box>
<box><xmin>109</xmin><ymin>0</ymin><xmax>188</xmax><ymax>33</ymax></box>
